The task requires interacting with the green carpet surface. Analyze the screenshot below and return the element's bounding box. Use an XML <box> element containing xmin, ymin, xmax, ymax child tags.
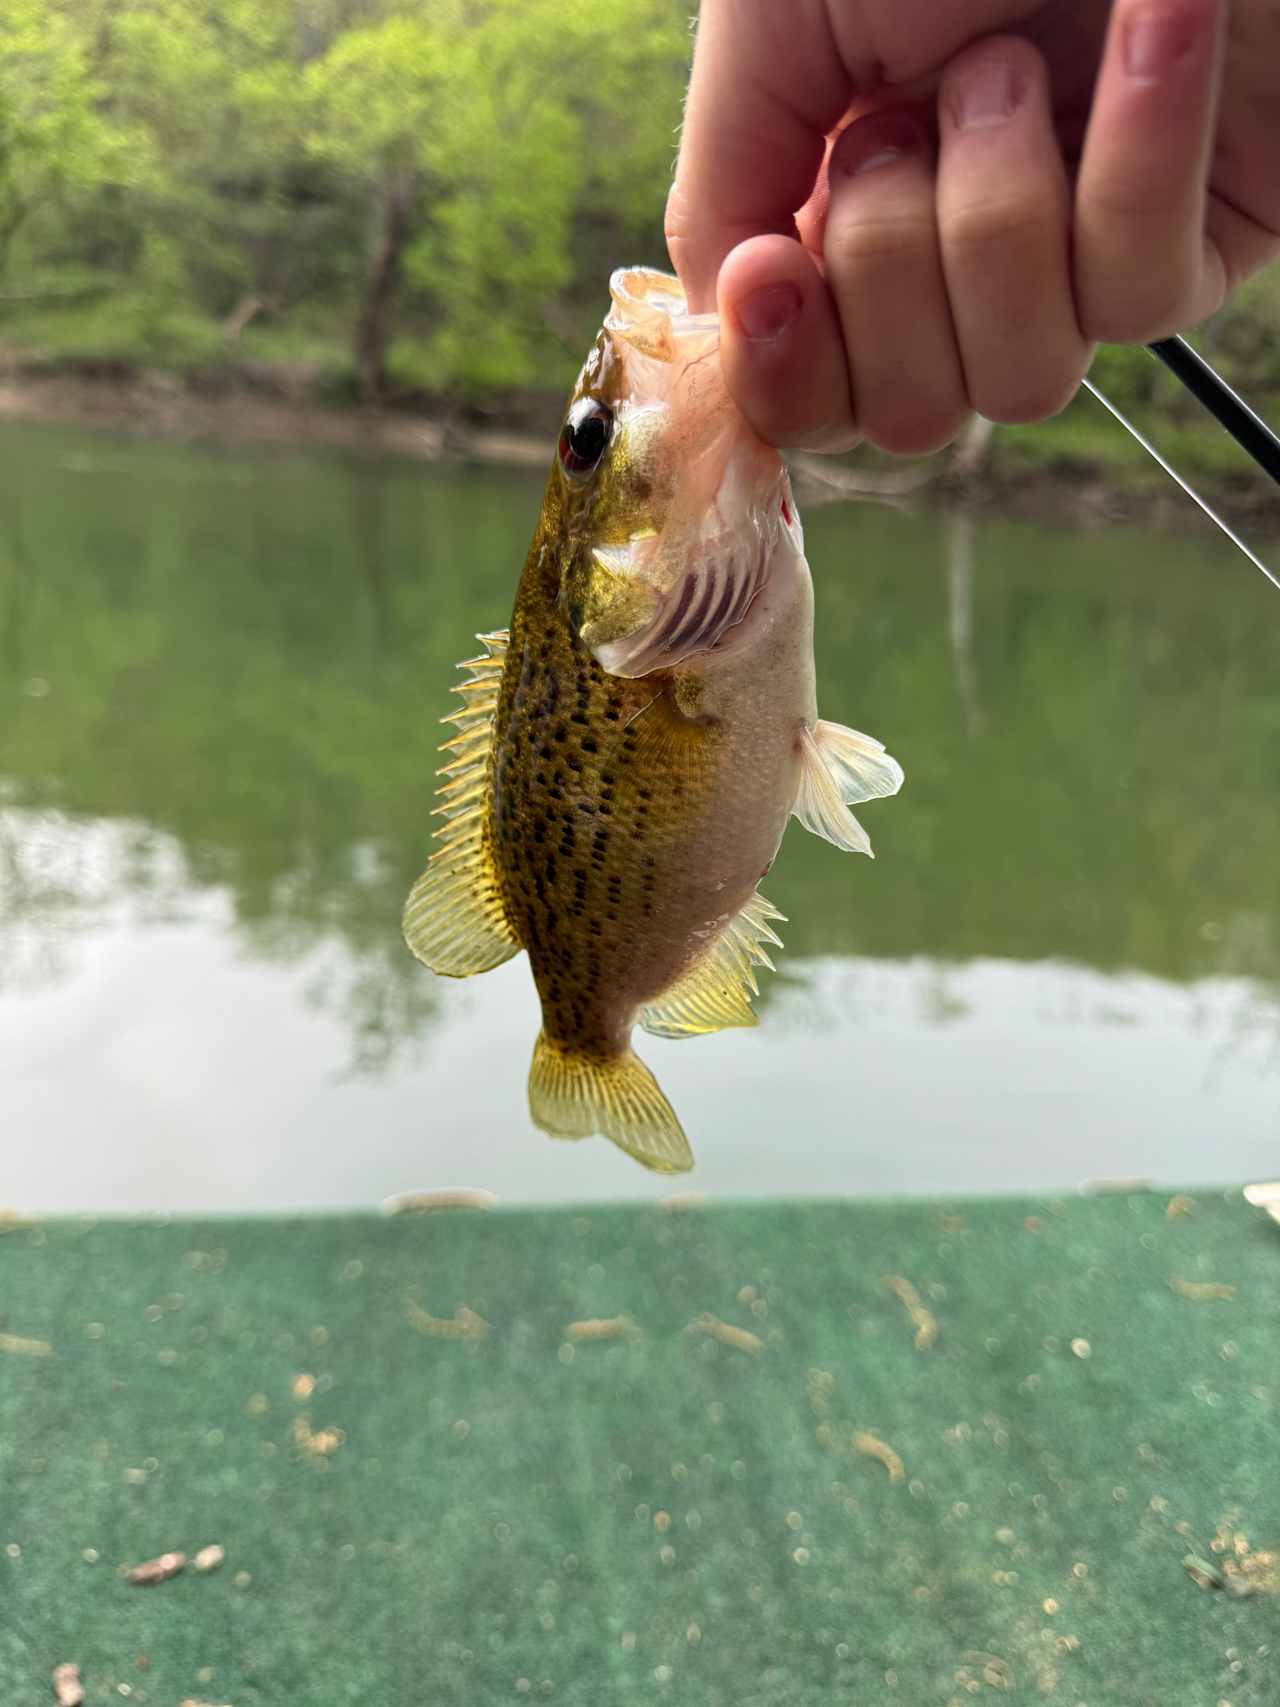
<box><xmin>2</xmin><ymin>1191</ymin><xmax>1278</xmax><ymax>1705</ymax></box>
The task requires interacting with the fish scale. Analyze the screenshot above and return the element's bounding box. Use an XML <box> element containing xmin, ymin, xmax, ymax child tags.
<box><xmin>494</xmin><ymin>555</ymin><xmax>721</xmax><ymax>1058</ymax></box>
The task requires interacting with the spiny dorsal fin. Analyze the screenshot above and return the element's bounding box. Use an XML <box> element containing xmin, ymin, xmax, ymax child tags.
<box><xmin>528</xmin><ymin>1032</ymin><xmax>692</xmax><ymax>1174</ymax></box>
<box><xmin>402</xmin><ymin>630</ymin><xmax>521</xmax><ymax>978</ymax></box>
<box><xmin>791</xmin><ymin>719</ymin><xmax>904</xmax><ymax>856</ymax></box>
<box><xmin>639</xmin><ymin>890</ymin><xmax>785</xmax><ymax>1040</ymax></box>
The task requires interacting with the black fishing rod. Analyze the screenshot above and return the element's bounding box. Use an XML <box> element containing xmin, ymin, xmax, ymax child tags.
<box><xmin>1148</xmin><ymin>335</ymin><xmax>1280</xmax><ymax>488</ymax></box>
<box><xmin>1082</xmin><ymin>334</ymin><xmax>1280</xmax><ymax>591</ymax></box>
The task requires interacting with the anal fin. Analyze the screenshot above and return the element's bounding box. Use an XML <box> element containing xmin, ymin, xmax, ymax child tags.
<box><xmin>640</xmin><ymin>891</ymin><xmax>785</xmax><ymax>1040</ymax></box>
<box><xmin>402</xmin><ymin>630</ymin><xmax>521</xmax><ymax>977</ymax></box>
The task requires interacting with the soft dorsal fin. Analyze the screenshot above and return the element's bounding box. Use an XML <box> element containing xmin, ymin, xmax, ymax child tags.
<box><xmin>639</xmin><ymin>890</ymin><xmax>785</xmax><ymax>1040</ymax></box>
<box><xmin>791</xmin><ymin>718</ymin><xmax>904</xmax><ymax>856</ymax></box>
<box><xmin>402</xmin><ymin>631</ymin><xmax>521</xmax><ymax>978</ymax></box>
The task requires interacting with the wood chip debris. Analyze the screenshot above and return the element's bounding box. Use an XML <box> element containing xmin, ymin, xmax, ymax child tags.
<box><xmin>1184</xmin><ymin>1516</ymin><xmax>1280</xmax><ymax>1598</ymax></box>
<box><xmin>564</xmin><ymin>1315</ymin><xmax>637</xmax><ymax>1343</ymax></box>
<box><xmin>193</xmin><ymin>1544</ymin><xmax>225</xmax><ymax>1573</ymax></box>
<box><xmin>126</xmin><ymin>1551</ymin><xmax>186</xmax><ymax>1585</ymax></box>
<box><xmin>960</xmin><ymin>1652</ymin><xmax>1015</xmax><ymax>1692</ymax></box>
<box><xmin>883</xmin><ymin>1275</ymin><xmax>938</xmax><ymax>1350</ymax></box>
<box><xmin>1183</xmin><ymin>1552</ymin><xmax>1268</xmax><ymax>1598</ymax></box>
<box><xmin>404</xmin><ymin>1300</ymin><xmax>490</xmax><ymax>1339</ymax></box>
<box><xmin>1165</xmin><ymin>1194</ymin><xmax>1197</xmax><ymax>1218</ymax></box>
<box><xmin>687</xmin><ymin>1313</ymin><xmax>761</xmax><ymax>1356</ymax></box>
<box><xmin>1184</xmin><ymin>1553</ymin><xmax>1223</xmax><ymax>1591</ymax></box>
<box><xmin>1244</xmin><ymin>1181</ymin><xmax>1280</xmax><ymax>1225</ymax></box>
<box><xmin>291</xmin><ymin>1415</ymin><xmax>345</xmax><ymax>1458</ymax></box>
<box><xmin>1169</xmin><ymin>1276</ymin><xmax>1237</xmax><ymax>1301</ymax></box>
<box><xmin>51</xmin><ymin>1662</ymin><xmax>84</xmax><ymax>1705</ymax></box>
<box><xmin>854</xmin><ymin>1430</ymin><xmax>905</xmax><ymax>1483</ymax></box>
<box><xmin>382</xmin><ymin>1188</ymin><xmax>496</xmax><ymax>1215</ymax></box>
<box><xmin>659</xmin><ymin>1192</ymin><xmax>706</xmax><ymax>1212</ymax></box>
<box><xmin>0</xmin><ymin>1331</ymin><xmax>52</xmax><ymax>1357</ymax></box>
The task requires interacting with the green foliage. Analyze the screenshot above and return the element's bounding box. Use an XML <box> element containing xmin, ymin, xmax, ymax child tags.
<box><xmin>0</xmin><ymin>0</ymin><xmax>153</xmax><ymax>265</ymax></box>
<box><xmin>0</xmin><ymin>0</ymin><xmax>1275</xmax><ymax>418</ymax></box>
<box><xmin>0</xmin><ymin>0</ymin><xmax>693</xmax><ymax>396</ymax></box>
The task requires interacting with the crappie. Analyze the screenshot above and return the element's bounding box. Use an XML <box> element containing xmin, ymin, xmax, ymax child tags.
<box><xmin>404</xmin><ymin>267</ymin><xmax>903</xmax><ymax>1173</ymax></box>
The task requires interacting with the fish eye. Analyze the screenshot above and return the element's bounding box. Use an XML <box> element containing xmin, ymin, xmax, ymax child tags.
<box><xmin>558</xmin><ymin>398</ymin><xmax>613</xmax><ymax>481</ymax></box>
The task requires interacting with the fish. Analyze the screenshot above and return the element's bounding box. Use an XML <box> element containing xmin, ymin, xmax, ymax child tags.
<box><xmin>403</xmin><ymin>267</ymin><xmax>903</xmax><ymax>1173</ymax></box>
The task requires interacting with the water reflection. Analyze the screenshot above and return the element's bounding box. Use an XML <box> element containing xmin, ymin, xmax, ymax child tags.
<box><xmin>1</xmin><ymin>420</ymin><xmax>1277</xmax><ymax>1206</ymax></box>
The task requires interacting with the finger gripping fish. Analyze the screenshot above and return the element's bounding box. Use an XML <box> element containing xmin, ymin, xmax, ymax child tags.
<box><xmin>404</xmin><ymin>268</ymin><xmax>903</xmax><ymax>1173</ymax></box>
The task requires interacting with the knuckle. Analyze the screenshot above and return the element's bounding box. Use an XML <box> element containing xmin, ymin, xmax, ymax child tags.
<box><xmin>826</xmin><ymin>213</ymin><xmax>938</xmax><ymax>275</ymax></box>
<box><xmin>863</xmin><ymin>403</ymin><xmax>966</xmax><ymax>456</ymax></box>
<box><xmin>972</xmin><ymin>371</ymin><xmax>1081</xmax><ymax>426</ymax></box>
<box><xmin>1080</xmin><ymin>284</ymin><xmax>1193</xmax><ymax>345</ymax></box>
<box><xmin>943</xmin><ymin>195</ymin><xmax>1039</xmax><ymax>261</ymax></box>
<box><xmin>1084</xmin><ymin>173</ymin><xmax>1190</xmax><ymax>231</ymax></box>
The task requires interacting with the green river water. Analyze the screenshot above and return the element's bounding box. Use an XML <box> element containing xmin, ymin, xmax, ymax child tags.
<box><xmin>1</xmin><ymin>420</ymin><xmax>1277</xmax><ymax>1209</ymax></box>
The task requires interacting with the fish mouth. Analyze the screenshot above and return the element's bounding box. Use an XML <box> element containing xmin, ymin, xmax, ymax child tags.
<box><xmin>604</xmin><ymin>268</ymin><xmax>719</xmax><ymax>365</ymax></box>
<box><xmin>584</xmin><ymin>266</ymin><xmax>799</xmax><ymax>680</ymax></box>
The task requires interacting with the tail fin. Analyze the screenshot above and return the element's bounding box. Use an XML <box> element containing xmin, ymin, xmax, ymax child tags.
<box><xmin>528</xmin><ymin>1033</ymin><xmax>693</xmax><ymax>1174</ymax></box>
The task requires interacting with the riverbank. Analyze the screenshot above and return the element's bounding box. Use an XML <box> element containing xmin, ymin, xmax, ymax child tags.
<box><xmin>2</xmin><ymin>346</ymin><xmax>1277</xmax><ymax>531</ymax></box>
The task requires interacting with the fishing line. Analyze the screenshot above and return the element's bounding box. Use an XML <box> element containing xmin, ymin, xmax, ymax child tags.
<box><xmin>1082</xmin><ymin>368</ymin><xmax>1280</xmax><ymax>594</ymax></box>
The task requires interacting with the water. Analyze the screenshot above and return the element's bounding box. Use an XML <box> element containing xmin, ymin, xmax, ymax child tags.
<box><xmin>2</xmin><ymin>420</ymin><xmax>1278</xmax><ymax>1211</ymax></box>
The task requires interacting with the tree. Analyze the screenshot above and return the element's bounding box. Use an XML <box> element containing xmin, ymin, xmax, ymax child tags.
<box><xmin>303</xmin><ymin>13</ymin><xmax>448</xmax><ymax>404</ymax></box>
<box><xmin>0</xmin><ymin>0</ymin><xmax>149</xmax><ymax>275</ymax></box>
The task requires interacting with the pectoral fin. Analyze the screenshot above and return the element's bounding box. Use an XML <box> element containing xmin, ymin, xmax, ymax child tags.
<box><xmin>791</xmin><ymin>719</ymin><xmax>904</xmax><ymax>856</ymax></box>
<box><xmin>640</xmin><ymin>891</ymin><xmax>785</xmax><ymax>1040</ymax></box>
<box><xmin>402</xmin><ymin>631</ymin><xmax>521</xmax><ymax>977</ymax></box>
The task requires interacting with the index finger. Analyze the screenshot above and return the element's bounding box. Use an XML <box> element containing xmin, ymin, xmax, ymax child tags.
<box><xmin>666</xmin><ymin>1</ymin><xmax>852</xmax><ymax>311</ymax></box>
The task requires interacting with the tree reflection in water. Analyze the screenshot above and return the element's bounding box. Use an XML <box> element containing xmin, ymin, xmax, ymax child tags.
<box><xmin>2</xmin><ymin>420</ymin><xmax>1279</xmax><ymax>1080</ymax></box>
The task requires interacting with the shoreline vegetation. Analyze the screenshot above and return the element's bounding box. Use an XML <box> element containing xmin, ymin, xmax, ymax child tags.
<box><xmin>4</xmin><ymin>340</ymin><xmax>1279</xmax><ymax>532</ymax></box>
<box><xmin>6</xmin><ymin>0</ymin><xmax>1279</xmax><ymax>533</ymax></box>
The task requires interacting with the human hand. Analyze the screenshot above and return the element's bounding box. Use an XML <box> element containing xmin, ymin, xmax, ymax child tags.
<box><xmin>666</xmin><ymin>0</ymin><xmax>1280</xmax><ymax>454</ymax></box>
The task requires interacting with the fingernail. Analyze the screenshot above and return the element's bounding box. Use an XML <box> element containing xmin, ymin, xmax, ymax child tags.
<box><xmin>838</xmin><ymin>113</ymin><xmax>924</xmax><ymax>176</ymax></box>
<box><xmin>951</xmin><ymin>60</ymin><xmax>1019</xmax><ymax>130</ymax></box>
<box><xmin>1124</xmin><ymin>4</ymin><xmax>1202</xmax><ymax>82</ymax></box>
<box><xmin>734</xmin><ymin>282</ymin><xmax>802</xmax><ymax>343</ymax></box>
